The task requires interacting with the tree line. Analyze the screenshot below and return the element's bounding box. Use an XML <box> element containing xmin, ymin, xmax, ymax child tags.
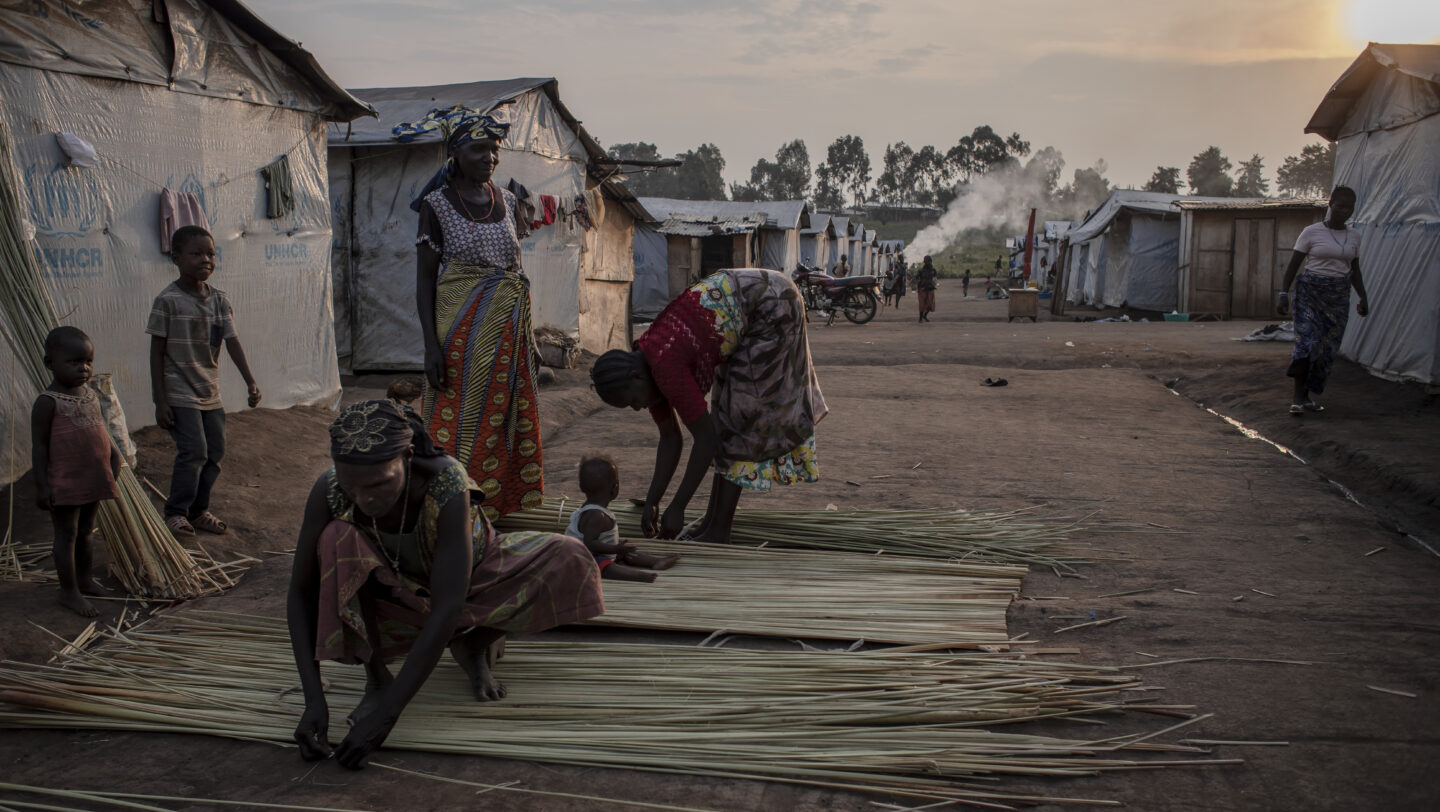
<box><xmin>1144</xmin><ymin>142</ymin><xmax>1335</xmax><ymax>198</ymax></box>
<box><xmin>610</xmin><ymin>134</ymin><xmax>1337</xmax><ymax>208</ymax></box>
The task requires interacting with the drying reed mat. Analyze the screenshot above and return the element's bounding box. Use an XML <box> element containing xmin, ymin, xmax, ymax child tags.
<box><xmin>0</xmin><ymin>120</ymin><xmax>230</xmax><ymax>599</ymax></box>
<box><xmin>587</xmin><ymin>540</ymin><xmax>1023</xmax><ymax>647</ymax></box>
<box><xmin>496</xmin><ymin>498</ymin><xmax>1141</xmax><ymax>569</ymax></box>
<box><xmin>0</xmin><ymin>611</ymin><xmax>1234</xmax><ymax>808</ymax></box>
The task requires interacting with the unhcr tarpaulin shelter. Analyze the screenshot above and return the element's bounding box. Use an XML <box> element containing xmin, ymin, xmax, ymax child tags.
<box><xmin>1307</xmin><ymin>43</ymin><xmax>1440</xmax><ymax>385</ymax></box>
<box><xmin>1061</xmin><ymin>190</ymin><xmax>1231</xmax><ymax>311</ymax></box>
<box><xmin>329</xmin><ymin>79</ymin><xmax>651</xmax><ymax>371</ymax></box>
<box><xmin>0</xmin><ymin>0</ymin><xmax>371</xmax><ymax>484</ymax></box>
<box><xmin>801</xmin><ymin>213</ymin><xmax>835</xmax><ymax>268</ymax></box>
<box><xmin>631</xmin><ymin>197</ymin><xmax>810</xmax><ymax>318</ymax></box>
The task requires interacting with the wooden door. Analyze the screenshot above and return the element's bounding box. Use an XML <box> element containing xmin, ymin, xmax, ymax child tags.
<box><xmin>1232</xmin><ymin>218</ymin><xmax>1276</xmax><ymax>319</ymax></box>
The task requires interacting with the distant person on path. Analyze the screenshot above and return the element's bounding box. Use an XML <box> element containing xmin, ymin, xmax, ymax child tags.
<box><xmin>31</xmin><ymin>326</ymin><xmax>121</xmax><ymax>617</ymax></box>
<box><xmin>287</xmin><ymin>400</ymin><xmax>602</xmax><ymax>768</ymax></box>
<box><xmin>891</xmin><ymin>254</ymin><xmax>908</xmax><ymax>308</ymax></box>
<box><xmin>994</xmin><ymin>255</ymin><xmax>1003</xmax><ymax>277</ymax></box>
<box><xmin>404</xmin><ymin>107</ymin><xmax>543</xmax><ymax>520</ymax></box>
<box><xmin>147</xmin><ymin>225</ymin><xmax>261</xmax><ymax>539</ymax></box>
<box><xmin>962</xmin><ymin>269</ymin><xmax>971</xmax><ymax>297</ymax></box>
<box><xmin>915</xmin><ymin>255</ymin><xmax>938</xmax><ymax>323</ymax></box>
<box><xmin>833</xmin><ymin>254</ymin><xmax>850</xmax><ymax>277</ymax></box>
<box><xmin>1277</xmin><ymin>185</ymin><xmax>1370</xmax><ymax>416</ymax></box>
<box><xmin>590</xmin><ymin>268</ymin><xmax>827</xmax><ymax>544</ymax></box>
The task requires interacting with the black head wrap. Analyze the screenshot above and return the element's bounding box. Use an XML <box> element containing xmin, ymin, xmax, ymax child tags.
<box><xmin>329</xmin><ymin>399</ymin><xmax>444</xmax><ymax>464</ymax></box>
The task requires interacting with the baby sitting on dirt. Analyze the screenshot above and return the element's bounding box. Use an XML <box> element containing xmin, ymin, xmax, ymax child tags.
<box><xmin>566</xmin><ymin>457</ymin><xmax>679</xmax><ymax>582</ymax></box>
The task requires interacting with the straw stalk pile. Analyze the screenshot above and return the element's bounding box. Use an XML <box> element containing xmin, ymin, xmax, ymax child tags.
<box><xmin>0</xmin><ymin>119</ymin><xmax>226</xmax><ymax>598</ymax></box>
<box><xmin>498</xmin><ymin>497</ymin><xmax>1133</xmax><ymax>569</ymax></box>
<box><xmin>587</xmin><ymin>539</ymin><xmax>1023</xmax><ymax>646</ymax></box>
<box><xmin>0</xmin><ymin>612</ymin><xmax>1233</xmax><ymax>807</ymax></box>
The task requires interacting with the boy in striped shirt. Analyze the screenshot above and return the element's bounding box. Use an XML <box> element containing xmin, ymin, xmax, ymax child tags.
<box><xmin>146</xmin><ymin>226</ymin><xmax>261</xmax><ymax>537</ymax></box>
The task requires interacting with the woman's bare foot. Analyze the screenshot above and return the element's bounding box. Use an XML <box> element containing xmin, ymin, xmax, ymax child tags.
<box><xmin>58</xmin><ymin>589</ymin><xmax>99</xmax><ymax>618</ymax></box>
<box><xmin>451</xmin><ymin>628</ymin><xmax>507</xmax><ymax>701</ymax></box>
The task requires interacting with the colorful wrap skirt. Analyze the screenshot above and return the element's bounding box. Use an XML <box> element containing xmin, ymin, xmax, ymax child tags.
<box><xmin>1288</xmin><ymin>272</ymin><xmax>1351</xmax><ymax>395</ymax></box>
<box><xmin>705</xmin><ymin>268</ymin><xmax>829</xmax><ymax>491</ymax></box>
<box><xmin>313</xmin><ymin>519</ymin><xmax>602</xmax><ymax>664</ymax></box>
<box><xmin>422</xmin><ymin>260</ymin><xmax>544</xmax><ymax>520</ymax></box>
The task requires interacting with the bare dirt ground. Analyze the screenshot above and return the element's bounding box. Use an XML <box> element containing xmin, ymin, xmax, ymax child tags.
<box><xmin>3</xmin><ymin>278</ymin><xmax>1438</xmax><ymax>810</ymax></box>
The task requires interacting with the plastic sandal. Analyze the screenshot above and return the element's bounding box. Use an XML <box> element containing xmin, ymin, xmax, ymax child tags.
<box><xmin>1289</xmin><ymin>404</ymin><xmax>1305</xmax><ymax>416</ymax></box>
<box><xmin>191</xmin><ymin>511</ymin><xmax>228</xmax><ymax>535</ymax></box>
<box><xmin>982</xmin><ymin>378</ymin><xmax>1009</xmax><ymax>387</ymax></box>
<box><xmin>165</xmin><ymin>514</ymin><xmax>196</xmax><ymax>536</ymax></box>
<box><xmin>1303</xmin><ymin>401</ymin><xmax>1325</xmax><ymax>413</ymax></box>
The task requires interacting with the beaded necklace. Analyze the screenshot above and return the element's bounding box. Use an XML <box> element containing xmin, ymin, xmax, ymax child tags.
<box><xmin>368</xmin><ymin>466</ymin><xmax>411</xmax><ymax>573</ymax></box>
<box><xmin>454</xmin><ymin>179</ymin><xmax>497</xmax><ymax>222</ymax></box>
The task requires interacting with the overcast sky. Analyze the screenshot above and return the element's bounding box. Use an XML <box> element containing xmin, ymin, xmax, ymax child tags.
<box><xmin>251</xmin><ymin>0</ymin><xmax>1440</xmax><ymax>191</ymax></box>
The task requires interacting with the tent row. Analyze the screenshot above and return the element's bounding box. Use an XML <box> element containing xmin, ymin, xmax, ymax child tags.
<box><xmin>632</xmin><ymin>201</ymin><xmax>902</xmax><ymax>319</ymax></box>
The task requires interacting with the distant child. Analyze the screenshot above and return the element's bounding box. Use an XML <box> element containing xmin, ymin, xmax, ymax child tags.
<box><xmin>146</xmin><ymin>226</ymin><xmax>261</xmax><ymax>538</ymax></box>
<box><xmin>962</xmin><ymin>269</ymin><xmax>971</xmax><ymax>297</ymax></box>
<box><xmin>566</xmin><ymin>457</ymin><xmax>679</xmax><ymax>582</ymax></box>
<box><xmin>31</xmin><ymin>326</ymin><xmax>122</xmax><ymax>617</ymax></box>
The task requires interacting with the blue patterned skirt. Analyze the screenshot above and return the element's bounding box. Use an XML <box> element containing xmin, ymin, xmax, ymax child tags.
<box><xmin>1287</xmin><ymin>273</ymin><xmax>1351</xmax><ymax>395</ymax></box>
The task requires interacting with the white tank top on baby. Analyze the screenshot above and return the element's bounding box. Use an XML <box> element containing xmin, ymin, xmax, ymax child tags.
<box><xmin>566</xmin><ymin>503</ymin><xmax>619</xmax><ymax>558</ymax></box>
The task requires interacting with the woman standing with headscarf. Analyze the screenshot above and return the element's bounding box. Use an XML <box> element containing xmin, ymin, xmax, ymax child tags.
<box><xmin>395</xmin><ymin>107</ymin><xmax>542</xmax><ymax>520</ymax></box>
<box><xmin>287</xmin><ymin>400</ymin><xmax>602</xmax><ymax>769</ymax></box>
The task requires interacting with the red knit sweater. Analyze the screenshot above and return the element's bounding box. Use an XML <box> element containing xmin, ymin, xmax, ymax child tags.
<box><xmin>635</xmin><ymin>289</ymin><xmax>723</xmax><ymax>425</ymax></box>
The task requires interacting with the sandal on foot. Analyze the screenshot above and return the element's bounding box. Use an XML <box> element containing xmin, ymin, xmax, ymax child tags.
<box><xmin>192</xmin><ymin>511</ymin><xmax>228</xmax><ymax>535</ymax></box>
<box><xmin>1303</xmin><ymin>401</ymin><xmax>1325</xmax><ymax>413</ymax></box>
<box><xmin>165</xmin><ymin>515</ymin><xmax>195</xmax><ymax>536</ymax></box>
<box><xmin>1289</xmin><ymin>404</ymin><xmax>1305</xmax><ymax>416</ymax></box>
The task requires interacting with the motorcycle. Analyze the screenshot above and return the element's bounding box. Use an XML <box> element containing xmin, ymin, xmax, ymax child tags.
<box><xmin>792</xmin><ymin>264</ymin><xmax>880</xmax><ymax>325</ymax></box>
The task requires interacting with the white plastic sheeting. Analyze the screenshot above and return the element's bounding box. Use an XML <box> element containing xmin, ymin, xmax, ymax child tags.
<box><xmin>631</xmin><ymin>222</ymin><xmax>671</xmax><ymax>319</ymax></box>
<box><xmin>0</xmin><ymin>68</ymin><xmax>342</xmax><ymax>485</ymax></box>
<box><xmin>1330</xmin><ymin>67</ymin><xmax>1440</xmax><ymax>385</ymax></box>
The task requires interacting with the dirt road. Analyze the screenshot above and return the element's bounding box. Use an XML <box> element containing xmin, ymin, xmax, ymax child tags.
<box><xmin>3</xmin><ymin>279</ymin><xmax>1437</xmax><ymax>810</ymax></box>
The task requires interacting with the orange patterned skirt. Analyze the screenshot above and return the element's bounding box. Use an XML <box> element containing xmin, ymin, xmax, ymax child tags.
<box><xmin>422</xmin><ymin>262</ymin><xmax>545</xmax><ymax>520</ymax></box>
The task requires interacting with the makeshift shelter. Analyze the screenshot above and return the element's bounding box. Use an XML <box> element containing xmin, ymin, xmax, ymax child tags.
<box><xmin>631</xmin><ymin>198</ymin><xmax>809</xmax><ymax>318</ymax></box>
<box><xmin>1306</xmin><ymin>42</ymin><xmax>1440</xmax><ymax>385</ymax></box>
<box><xmin>328</xmin><ymin>79</ymin><xmax>651</xmax><ymax>371</ymax></box>
<box><xmin>801</xmin><ymin>213</ymin><xmax>835</xmax><ymax>268</ymax></box>
<box><xmin>1059</xmin><ymin>190</ymin><xmax>1232</xmax><ymax>311</ymax></box>
<box><xmin>0</xmin><ymin>0</ymin><xmax>372</xmax><ymax>484</ymax></box>
<box><xmin>1175</xmin><ymin>200</ymin><xmax>1326</xmax><ymax>319</ymax></box>
<box><xmin>863</xmin><ymin>229</ymin><xmax>878</xmax><ymax>275</ymax></box>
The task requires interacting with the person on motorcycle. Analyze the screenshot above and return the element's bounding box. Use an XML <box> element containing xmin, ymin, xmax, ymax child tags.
<box><xmin>589</xmin><ymin>268</ymin><xmax>828</xmax><ymax>544</ymax></box>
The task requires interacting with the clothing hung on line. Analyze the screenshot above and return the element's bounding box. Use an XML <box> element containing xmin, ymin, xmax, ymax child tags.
<box><xmin>313</xmin><ymin>461</ymin><xmax>602</xmax><ymax>664</ymax></box>
<box><xmin>637</xmin><ymin>268</ymin><xmax>828</xmax><ymax>491</ymax></box>
<box><xmin>416</xmin><ymin>184</ymin><xmax>544</xmax><ymax>520</ymax></box>
<box><xmin>260</xmin><ymin>154</ymin><xmax>294</xmax><ymax>219</ymax></box>
<box><xmin>159</xmin><ymin>188</ymin><xmax>211</xmax><ymax>254</ymax></box>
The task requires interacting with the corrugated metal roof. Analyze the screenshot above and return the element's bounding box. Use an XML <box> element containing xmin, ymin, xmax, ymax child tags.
<box><xmin>1306</xmin><ymin>43</ymin><xmax>1440</xmax><ymax>140</ymax></box>
<box><xmin>637</xmin><ymin>198</ymin><xmax>809</xmax><ymax>230</ymax></box>
<box><xmin>1174</xmin><ymin>199</ymin><xmax>1327</xmax><ymax>211</ymax></box>
<box><xmin>1067</xmin><ymin>190</ymin><xmax>1236</xmax><ymax>242</ymax></box>
<box><xmin>656</xmin><ymin>214</ymin><xmax>767</xmax><ymax>236</ymax></box>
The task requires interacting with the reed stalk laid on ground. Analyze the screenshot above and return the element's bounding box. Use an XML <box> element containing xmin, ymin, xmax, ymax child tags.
<box><xmin>586</xmin><ymin>540</ymin><xmax>1022</xmax><ymax>647</ymax></box>
<box><xmin>0</xmin><ymin>611</ymin><xmax>1234</xmax><ymax>808</ymax></box>
<box><xmin>0</xmin><ymin>120</ymin><xmax>230</xmax><ymax>598</ymax></box>
<box><xmin>496</xmin><ymin>498</ymin><xmax>1138</xmax><ymax>570</ymax></box>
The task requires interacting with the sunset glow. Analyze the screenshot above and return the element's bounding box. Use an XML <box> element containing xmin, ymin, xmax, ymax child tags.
<box><xmin>1345</xmin><ymin>0</ymin><xmax>1440</xmax><ymax>46</ymax></box>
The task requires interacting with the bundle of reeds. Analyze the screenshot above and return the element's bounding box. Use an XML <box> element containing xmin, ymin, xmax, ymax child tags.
<box><xmin>0</xmin><ymin>611</ymin><xmax>1233</xmax><ymax>807</ymax></box>
<box><xmin>0</xmin><ymin>120</ymin><xmax>224</xmax><ymax>598</ymax></box>
<box><xmin>497</xmin><ymin>498</ymin><xmax>1130</xmax><ymax>569</ymax></box>
<box><xmin>587</xmin><ymin>539</ymin><xmax>1023</xmax><ymax>647</ymax></box>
